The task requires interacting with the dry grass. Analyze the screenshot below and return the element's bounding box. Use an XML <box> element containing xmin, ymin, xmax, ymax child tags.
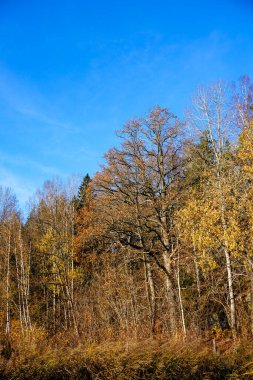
<box><xmin>0</xmin><ymin>332</ymin><xmax>253</xmax><ymax>379</ymax></box>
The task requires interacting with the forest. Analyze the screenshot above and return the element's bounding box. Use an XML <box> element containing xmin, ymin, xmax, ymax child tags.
<box><xmin>2</xmin><ymin>77</ymin><xmax>253</xmax><ymax>379</ymax></box>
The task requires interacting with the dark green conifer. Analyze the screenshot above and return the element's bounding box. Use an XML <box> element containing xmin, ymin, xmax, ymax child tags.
<box><xmin>75</xmin><ymin>173</ymin><xmax>91</xmax><ymax>210</ymax></box>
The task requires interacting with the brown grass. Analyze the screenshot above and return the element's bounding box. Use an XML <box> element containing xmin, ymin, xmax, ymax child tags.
<box><xmin>1</xmin><ymin>332</ymin><xmax>253</xmax><ymax>379</ymax></box>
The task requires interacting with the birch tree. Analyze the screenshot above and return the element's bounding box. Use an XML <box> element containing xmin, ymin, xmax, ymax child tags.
<box><xmin>187</xmin><ymin>82</ymin><xmax>239</xmax><ymax>337</ymax></box>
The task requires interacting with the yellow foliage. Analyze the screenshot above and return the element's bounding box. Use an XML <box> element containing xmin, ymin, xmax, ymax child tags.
<box><xmin>238</xmin><ymin>119</ymin><xmax>253</xmax><ymax>177</ymax></box>
<box><xmin>37</xmin><ymin>229</ymin><xmax>55</xmax><ymax>253</ymax></box>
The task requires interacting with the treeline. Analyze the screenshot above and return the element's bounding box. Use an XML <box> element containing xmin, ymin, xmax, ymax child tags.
<box><xmin>1</xmin><ymin>76</ymin><xmax>253</xmax><ymax>349</ymax></box>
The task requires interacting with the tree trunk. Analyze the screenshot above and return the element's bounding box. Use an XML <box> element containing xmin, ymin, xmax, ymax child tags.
<box><xmin>163</xmin><ymin>252</ymin><xmax>177</xmax><ymax>333</ymax></box>
<box><xmin>143</xmin><ymin>253</ymin><xmax>156</xmax><ymax>334</ymax></box>
<box><xmin>177</xmin><ymin>248</ymin><xmax>186</xmax><ymax>336</ymax></box>
<box><xmin>5</xmin><ymin>229</ymin><xmax>11</xmax><ymax>335</ymax></box>
<box><xmin>219</xmin><ymin>180</ymin><xmax>237</xmax><ymax>337</ymax></box>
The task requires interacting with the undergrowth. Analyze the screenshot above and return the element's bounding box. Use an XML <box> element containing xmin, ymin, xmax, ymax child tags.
<box><xmin>1</xmin><ymin>334</ymin><xmax>253</xmax><ymax>379</ymax></box>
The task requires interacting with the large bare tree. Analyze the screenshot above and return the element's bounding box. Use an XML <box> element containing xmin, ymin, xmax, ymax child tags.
<box><xmin>93</xmin><ymin>106</ymin><xmax>184</xmax><ymax>334</ymax></box>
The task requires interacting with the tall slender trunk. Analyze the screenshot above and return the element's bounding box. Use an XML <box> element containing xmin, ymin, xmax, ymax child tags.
<box><xmin>192</xmin><ymin>233</ymin><xmax>201</xmax><ymax>298</ymax></box>
<box><xmin>135</xmin><ymin>200</ymin><xmax>157</xmax><ymax>335</ymax></box>
<box><xmin>5</xmin><ymin>229</ymin><xmax>11</xmax><ymax>335</ymax></box>
<box><xmin>124</xmin><ymin>249</ymin><xmax>138</xmax><ymax>336</ymax></box>
<box><xmin>177</xmin><ymin>247</ymin><xmax>186</xmax><ymax>336</ymax></box>
<box><xmin>218</xmin><ymin>175</ymin><xmax>237</xmax><ymax>337</ymax></box>
<box><xmin>52</xmin><ymin>283</ymin><xmax>56</xmax><ymax>333</ymax></box>
<box><xmin>161</xmin><ymin>211</ymin><xmax>177</xmax><ymax>333</ymax></box>
<box><xmin>14</xmin><ymin>242</ymin><xmax>24</xmax><ymax>335</ymax></box>
<box><xmin>163</xmin><ymin>251</ymin><xmax>177</xmax><ymax>333</ymax></box>
<box><xmin>64</xmin><ymin>281</ymin><xmax>80</xmax><ymax>335</ymax></box>
<box><xmin>17</xmin><ymin>225</ymin><xmax>32</xmax><ymax>333</ymax></box>
<box><xmin>143</xmin><ymin>253</ymin><xmax>156</xmax><ymax>334</ymax></box>
<box><xmin>223</xmin><ymin>241</ymin><xmax>236</xmax><ymax>335</ymax></box>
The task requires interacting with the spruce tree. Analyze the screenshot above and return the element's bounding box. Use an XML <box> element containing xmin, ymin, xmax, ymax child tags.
<box><xmin>76</xmin><ymin>174</ymin><xmax>91</xmax><ymax>210</ymax></box>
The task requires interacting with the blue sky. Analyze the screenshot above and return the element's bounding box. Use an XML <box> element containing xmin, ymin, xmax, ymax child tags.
<box><xmin>0</xmin><ymin>0</ymin><xmax>253</xmax><ymax>210</ymax></box>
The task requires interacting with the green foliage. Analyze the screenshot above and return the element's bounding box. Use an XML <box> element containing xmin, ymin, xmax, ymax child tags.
<box><xmin>75</xmin><ymin>174</ymin><xmax>91</xmax><ymax>210</ymax></box>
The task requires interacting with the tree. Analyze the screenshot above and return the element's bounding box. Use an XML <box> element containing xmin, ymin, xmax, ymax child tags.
<box><xmin>75</xmin><ymin>174</ymin><xmax>91</xmax><ymax>210</ymax></box>
<box><xmin>26</xmin><ymin>179</ymin><xmax>80</xmax><ymax>335</ymax></box>
<box><xmin>93</xmin><ymin>106</ymin><xmax>184</xmax><ymax>334</ymax></box>
<box><xmin>187</xmin><ymin>81</ymin><xmax>240</xmax><ymax>337</ymax></box>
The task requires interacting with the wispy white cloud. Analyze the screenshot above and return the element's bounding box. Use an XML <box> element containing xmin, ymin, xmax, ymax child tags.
<box><xmin>0</xmin><ymin>151</ymin><xmax>63</xmax><ymax>176</ymax></box>
<box><xmin>0</xmin><ymin>63</ymin><xmax>80</xmax><ymax>132</ymax></box>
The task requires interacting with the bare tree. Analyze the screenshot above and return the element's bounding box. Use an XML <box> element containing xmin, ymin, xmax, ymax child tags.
<box><xmin>94</xmin><ymin>106</ymin><xmax>184</xmax><ymax>334</ymax></box>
